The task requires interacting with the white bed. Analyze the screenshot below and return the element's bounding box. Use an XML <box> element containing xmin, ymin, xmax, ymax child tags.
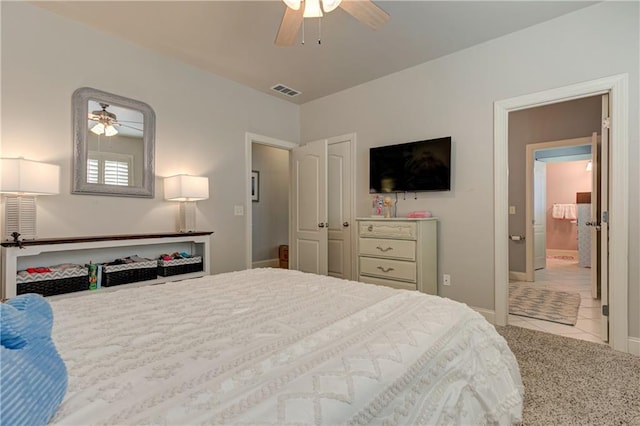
<box><xmin>49</xmin><ymin>268</ymin><xmax>523</xmax><ymax>425</ymax></box>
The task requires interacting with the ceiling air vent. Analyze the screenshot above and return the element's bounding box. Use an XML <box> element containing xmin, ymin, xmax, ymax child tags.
<box><xmin>271</xmin><ymin>84</ymin><xmax>301</xmax><ymax>97</ymax></box>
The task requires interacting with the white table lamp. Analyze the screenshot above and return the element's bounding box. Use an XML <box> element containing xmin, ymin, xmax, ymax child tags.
<box><xmin>164</xmin><ymin>175</ymin><xmax>209</xmax><ymax>233</ymax></box>
<box><xmin>1</xmin><ymin>158</ymin><xmax>61</xmax><ymax>240</ymax></box>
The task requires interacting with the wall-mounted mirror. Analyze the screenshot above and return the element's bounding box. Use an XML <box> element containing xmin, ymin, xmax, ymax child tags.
<box><xmin>72</xmin><ymin>87</ymin><xmax>155</xmax><ymax>198</ymax></box>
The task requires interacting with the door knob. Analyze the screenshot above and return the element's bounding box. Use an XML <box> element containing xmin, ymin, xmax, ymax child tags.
<box><xmin>343</xmin><ymin>222</ymin><xmax>349</xmax><ymax>227</ymax></box>
<box><xmin>318</xmin><ymin>223</ymin><xmax>325</xmax><ymax>228</ymax></box>
<box><xmin>586</xmin><ymin>221</ymin><xmax>601</xmax><ymax>231</ymax></box>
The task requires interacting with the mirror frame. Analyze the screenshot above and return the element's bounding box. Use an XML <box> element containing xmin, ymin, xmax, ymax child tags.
<box><xmin>72</xmin><ymin>87</ymin><xmax>156</xmax><ymax>198</ymax></box>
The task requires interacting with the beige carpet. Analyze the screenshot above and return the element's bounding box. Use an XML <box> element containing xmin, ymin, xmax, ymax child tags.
<box><xmin>496</xmin><ymin>326</ymin><xmax>640</xmax><ymax>425</ymax></box>
<box><xmin>509</xmin><ymin>282</ymin><xmax>580</xmax><ymax>325</ymax></box>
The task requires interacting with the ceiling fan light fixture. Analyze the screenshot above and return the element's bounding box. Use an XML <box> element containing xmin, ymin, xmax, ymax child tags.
<box><xmin>90</xmin><ymin>122</ymin><xmax>105</xmax><ymax>135</ymax></box>
<box><xmin>303</xmin><ymin>0</ymin><xmax>323</xmax><ymax>18</ymax></box>
<box><xmin>321</xmin><ymin>0</ymin><xmax>342</xmax><ymax>13</ymax></box>
<box><xmin>104</xmin><ymin>125</ymin><xmax>119</xmax><ymax>137</ymax></box>
<box><xmin>282</xmin><ymin>0</ymin><xmax>301</xmax><ymax>10</ymax></box>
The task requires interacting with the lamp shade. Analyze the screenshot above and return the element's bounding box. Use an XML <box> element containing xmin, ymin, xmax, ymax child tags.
<box><xmin>0</xmin><ymin>158</ymin><xmax>60</xmax><ymax>195</ymax></box>
<box><xmin>164</xmin><ymin>175</ymin><xmax>209</xmax><ymax>201</ymax></box>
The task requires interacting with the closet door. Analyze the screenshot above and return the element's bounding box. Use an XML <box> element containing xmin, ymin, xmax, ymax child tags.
<box><xmin>290</xmin><ymin>140</ymin><xmax>328</xmax><ymax>275</ymax></box>
<box><xmin>327</xmin><ymin>139</ymin><xmax>353</xmax><ymax>280</ymax></box>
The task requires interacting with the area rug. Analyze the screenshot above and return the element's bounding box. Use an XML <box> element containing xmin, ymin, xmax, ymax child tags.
<box><xmin>546</xmin><ymin>255</ymin><xmax>577</xmax><ymax>260</ymax></box>
<box><xmin>509</xmin><ymin>283</ymin><xmax>581</xmax><ymax>325</ymax></box>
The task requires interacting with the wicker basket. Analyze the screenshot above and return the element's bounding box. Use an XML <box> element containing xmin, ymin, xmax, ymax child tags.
<box><xmin>16</xmin><ymin>267</ymin><xmax>89</xmax><ymax>297</ymax></box>
<box><xmin>102</xmin><ymin>260</ymin><xmax>158</xmax><ymax>287</ymax></box>
<box><xmin>157</xmin><ymin>256</ymin><xmax>203</xmax><ymax>277</ymax></box>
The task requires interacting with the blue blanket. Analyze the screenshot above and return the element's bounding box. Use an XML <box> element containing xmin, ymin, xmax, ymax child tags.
<box><xmin>1</xmin><ymin>294</ymin><xmax>67</xmax><ymax>425</ymax></box>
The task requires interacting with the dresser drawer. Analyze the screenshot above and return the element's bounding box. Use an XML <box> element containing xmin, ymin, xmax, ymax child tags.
<box><xmin>358</xmin><ymin>238</ymin><xmax>416</xmax><ymax>261</ymax></box>
<box><xmin>359</xmin><ymin>257</ymin><xmax>416</xmax><ymax>283</ymax></box>
<box><xmin>358</xmin><ymin>221</ymin><xmax>417</xmax><ymax>240</ymax></box>
<box><xmin>359</xmin><ymin>275</ymin><xmax>417</xmax><ymax>291</ymax></box>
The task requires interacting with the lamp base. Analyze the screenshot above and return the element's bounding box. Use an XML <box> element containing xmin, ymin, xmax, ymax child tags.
<box><xmin>4</xmin><ymin>196</ymin><xmax>37</xmax><ymax>240</ymax></box>
<box><xmin>178</xmin><ymin>201</ymin><xmax>196</xmax><ymax>233</ymax></box>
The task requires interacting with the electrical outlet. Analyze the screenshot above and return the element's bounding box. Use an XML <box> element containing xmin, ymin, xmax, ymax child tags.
<box><xmin>509</xmin><ymin>206</ymin><xmax>516</xmax><ymax>215</ymax></box>
<box><xmin>234</xmin><ymin>205</ymin><xmax>244</xmax><ymax>216</ymax></box>
<box><xmin>443</xmin><ymin>274</ymin><xmax>451</xmax><ymax>286</ymax></box>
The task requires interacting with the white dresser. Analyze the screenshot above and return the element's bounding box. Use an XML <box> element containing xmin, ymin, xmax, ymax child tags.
<box><xmin>356</xmin><ymin>218</ymin><xmax>438</xmax><ymax>295</ymax></box>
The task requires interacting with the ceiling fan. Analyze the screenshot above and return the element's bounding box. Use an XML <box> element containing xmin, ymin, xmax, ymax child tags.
<box><xmin>87</xmin><ymin>103</ymin><xmax>142</xmax><ymax>136</ymax></box>
<box><xmin>275</xmin><ymin>0</ymin><xmax>390</xmax><ymax>46</ymax></box>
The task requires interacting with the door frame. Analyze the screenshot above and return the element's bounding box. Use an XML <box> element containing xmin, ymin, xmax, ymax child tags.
<box><xmin>244</xmin><ymin>132</ymin><xmax>298</xmax><ymax>269</ymax></box>
<box><xmin>525</xmin><ymin>136</ymin><xmax>593</xmax><ymax>282</ymax></box>
<box><xmin>494</xmin><ymin>74</ymin><xmax>629</xmax><ymax>352</ymax></box>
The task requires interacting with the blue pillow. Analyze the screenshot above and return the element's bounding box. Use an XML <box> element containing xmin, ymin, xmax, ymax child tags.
<box><xmin>0</xmin><ymin>294</ymin><xmax>68</xmax><ymax>425</ymax></box>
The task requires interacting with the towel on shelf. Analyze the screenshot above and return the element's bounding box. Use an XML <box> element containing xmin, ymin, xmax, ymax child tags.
<box><xmin>552</xmin><ymin>203</ymin><xmax>577</xmax><ymax>220</ymax></box>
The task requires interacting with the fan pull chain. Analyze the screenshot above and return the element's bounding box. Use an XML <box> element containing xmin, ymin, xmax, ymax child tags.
<box><xmin>301</xmin><ymin>18</ymin><xmax>305</xmax><ymax>45</ymax></box>
<box><xmin>318</xmin><ymin>18</ymin><xmax>322</xmax><ymax>45</ymax></box>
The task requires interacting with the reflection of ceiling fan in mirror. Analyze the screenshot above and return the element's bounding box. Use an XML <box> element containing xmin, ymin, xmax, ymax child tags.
<box><xmin>275</xmin><ymin>0</ymin><xmax>389</xmax><ymax>46</ymax></box>
<box><xmin>87</xmin><ymin>103</ymin><xmax>143</xmax><ymax>137</ymax></box>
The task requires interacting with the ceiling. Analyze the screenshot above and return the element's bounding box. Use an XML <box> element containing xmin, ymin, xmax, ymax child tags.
<box><xmin>34</xmin><ymin>1</ymin><xmax>596</xmax><ymax>105</ymax></box>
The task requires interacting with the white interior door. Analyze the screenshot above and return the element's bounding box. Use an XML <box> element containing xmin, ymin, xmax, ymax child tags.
<box><xmin>590</xmin><ymin>131</ymin><xmax>599</xmax><ymax>300</ymax></box>
<box><xmin>290</xmin><ymin>140</ymin><xmax>328</xmax><ymax>275</ymax></box>
<box><xmin>533</xmin><ymin>160</ymin><xmax>547</xmax><ymax>270</ymax></box>
<box><xmin>598</xmin><ymin>95</ymin><xmax>610</xmax><ymax>341</ymax></box>
<box><xmin>327</xmin><ymin>139</ymin><xmax>352</xmax><ymax>280</ymax></box>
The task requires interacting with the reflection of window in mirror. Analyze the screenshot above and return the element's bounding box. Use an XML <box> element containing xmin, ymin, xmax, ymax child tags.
<box><xmin>87</xmin><ymin>151</ymin><xmax>133</xmax><ymax>186</ymax></box>
<box><xmin>86</xmin><ymin>130</ymin><xmax>143</xmax><ymax>187</ymax></box>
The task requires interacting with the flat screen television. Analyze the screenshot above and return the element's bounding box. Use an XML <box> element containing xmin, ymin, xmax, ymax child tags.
<box><xmin>369</xmin><ymin>137</ymin><xmax>451</xmax><ymax>193</ymax></box>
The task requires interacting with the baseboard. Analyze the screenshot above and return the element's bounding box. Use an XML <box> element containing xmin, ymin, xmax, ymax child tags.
<box><xmin>252</xmin><ymin>258</ymin><xmax>279</xmax><ymax>269</ymax></box>
<box><xmin>546</xmin><ymin>249</ymin><xmax>578</xmax><ymax>259</ymax></box>
<box><xmin>629</xmin><ymin>337</ymin><xmax>640</xmax><ymax>357</ymax></box>
<box><xmin>471</xmin><ymin>306</ymin><xmax>495</xmax><ymax>324</ymax></box>
<box><xmin>509</xmin><ymin>271</ymin><xmax>527</xmax><ymax>281</ymax></box>
<box><xmin>468</xmin><ymin>308</ymin><xmax>639</xmax><ymax>356</ymax></box>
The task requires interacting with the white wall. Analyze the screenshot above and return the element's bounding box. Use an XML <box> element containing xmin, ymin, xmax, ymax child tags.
<box><xmin>300</xmin><ymin>2</ymin><xmax>639</xmax><ymax>337</ymax></box>
<box><xmin>1</xmin><ymin>2</ymin><xmax>299</xmax><ymax>274</ymax></box>
<box><xmin>251</xmin><ymin>144</ymin><xmax>289</xmax><ymax>262</ymax></box>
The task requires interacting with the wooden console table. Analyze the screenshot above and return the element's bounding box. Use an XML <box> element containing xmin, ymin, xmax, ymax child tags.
<box><xmin>1</xmin><ymin>232</ymin><xmax>213</xmax><ymax>299</ymax></box>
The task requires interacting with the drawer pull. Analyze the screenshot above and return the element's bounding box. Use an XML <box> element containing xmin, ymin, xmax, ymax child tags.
<box><xmin>376</xmin><ymin>246</ymin><xmax>393</xmax><ymax>253</ymax></box>
<box><xmin>368</xmin><ymin>225</ymin><xmax>373</xmax><ymax>231</ymax></box>
<box><xmin>377</xmin><ymin>266</ymin><xmax>395</xmax><ymax>273</ymax></box>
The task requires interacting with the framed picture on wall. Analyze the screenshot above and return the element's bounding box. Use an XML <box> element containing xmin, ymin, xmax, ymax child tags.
<box><xmin>251</xmin><ymin>171</ymin><xmax>259</xmax><ymax>202</ymax></box>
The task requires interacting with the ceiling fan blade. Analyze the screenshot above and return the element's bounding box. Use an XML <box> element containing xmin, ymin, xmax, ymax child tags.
<box><xmin>339</xmin><ymin>0</ymin><xmax>389</xmax><ymax>31</ymax></box>
<box><xmin>275</xmin><ymin>5</ymin><xmax>304</xmax><ymax>46</ymax></box>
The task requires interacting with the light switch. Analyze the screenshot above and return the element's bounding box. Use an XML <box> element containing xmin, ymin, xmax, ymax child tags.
<box><xmin>509</xmin><ymin>206</ymin><xmax>516</xmax><ymax>215</ymax></box>
<box><xmin>234</xmin><ymin>205</ymin><xmax>244</xmax><ymax>216</ymax></box>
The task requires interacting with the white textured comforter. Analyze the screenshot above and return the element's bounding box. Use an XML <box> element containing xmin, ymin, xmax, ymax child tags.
<box><xmin>49</xmin><ymin>269</ymin><xmax>523</xmax><ymax>425</ymax></box>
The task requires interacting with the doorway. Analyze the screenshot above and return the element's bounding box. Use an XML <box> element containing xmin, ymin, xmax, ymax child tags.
<box><xmin>251</xmin><ymin>143</ymin><xmax>290</xmax><ymax>268</ymax></box>
<box><xmin>494</xmin><ymin>74</ymin><xmax>630</xmax><ymax>353</ymax></box>
<box><xmin>245</xmin><ymin>133</ymin><xmax>356</xmax><ymax>280</ymax></box>
<box><xmin>244</xmin><ymin>133</ymin><xmax>298</xmax><ymax>269</ymax></box>
<box><xmin>515</xmin><ymin>136</ymin><xmax>602</xmax><ymax>343</ymax></box>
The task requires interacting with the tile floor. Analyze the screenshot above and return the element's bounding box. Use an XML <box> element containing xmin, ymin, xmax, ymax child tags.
<box><xmin>509</xmin><ymin>257</ymin><xmax>604</xmax><ymax>344</ymax></box>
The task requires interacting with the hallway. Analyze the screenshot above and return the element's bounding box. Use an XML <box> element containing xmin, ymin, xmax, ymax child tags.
<box><xmin>509</xmin><ymin>257</ymin><xmax>603</xmax><ymax>344</ymax></box>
